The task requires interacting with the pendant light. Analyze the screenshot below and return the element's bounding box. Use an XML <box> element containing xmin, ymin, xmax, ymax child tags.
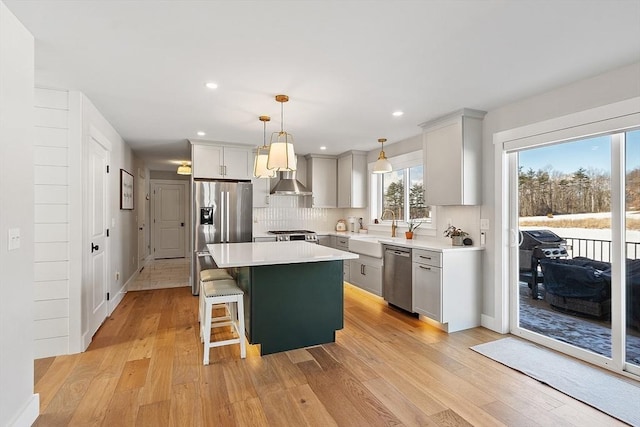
<box><xmin>177</xmin><ymin>162</ymin><xmax>192</xmax><ymax>175</ymax></box>
<box><xmin>267</xmin><ymin>94</ymin><xmax>296</xmax><ymax>171</ymax></box>
<box><xmin>372</xmin><ymin>138</ymin><xmax>392</xmax><ymax>173</ymax></box>
<box><xmin>253</xmin><ymin>116</ymin><xmax>276</xmax><ymax>178</ymax></box>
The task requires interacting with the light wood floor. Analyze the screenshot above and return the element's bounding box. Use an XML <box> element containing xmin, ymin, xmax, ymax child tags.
<box><xmin>33</xmin><ymin>275</ymin><xmax>625</xmax><ymax>426</ymax></box>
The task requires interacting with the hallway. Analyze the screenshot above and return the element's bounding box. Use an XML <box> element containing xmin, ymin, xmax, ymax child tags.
<box><xmin>127</xmin><ymin>258</ymin><xmax>190</xmax><ymax>291</ymax></box>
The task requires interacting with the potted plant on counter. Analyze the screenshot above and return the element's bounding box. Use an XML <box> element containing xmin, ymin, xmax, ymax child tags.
<box><xmin>444</xmin><ymin>225</ymin><xmax>468</xmax><ymax>246</ymax></box>
<box><xmin>405</xmin><ymin>220</ymin><xmax>422</xmax><ymax>240</ymax></box>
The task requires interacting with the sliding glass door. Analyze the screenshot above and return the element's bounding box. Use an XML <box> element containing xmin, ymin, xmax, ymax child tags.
<box><xmin>509</xmin><ymin>128</ymin><xmax>640</xmax><ymax>377</ymax></box>
<box><xmin>626</xmin><ymin>129</ymin><xmax>640</xmax><ymax>374</ymax></box>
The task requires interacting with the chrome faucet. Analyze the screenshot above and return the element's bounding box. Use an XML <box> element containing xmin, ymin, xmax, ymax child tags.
<box><xmin>381</xmin><ymin>209</ymin><xmax>397</xmax><ymax>237</ymax></box>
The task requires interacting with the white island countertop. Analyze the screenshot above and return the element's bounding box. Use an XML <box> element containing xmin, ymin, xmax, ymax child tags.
<box><xmin>207</xmin><ymin>241</ymin><xmax>359</xmax><ymax>268</ymax></box>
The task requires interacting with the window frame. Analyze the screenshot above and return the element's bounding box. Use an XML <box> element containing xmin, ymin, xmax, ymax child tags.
<box><xmin>369</xmin><ymin>150</ymin><xmax>434</xmax><ymax>228</ymax></box>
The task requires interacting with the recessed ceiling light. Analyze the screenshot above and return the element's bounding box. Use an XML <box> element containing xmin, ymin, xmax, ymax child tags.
<box><xmin>197</xmin><ymin>131</ymin><xmax>206</xmax><ymax>136</ymax></box>
<box><xmin>205</xmin><ymin>82</ymin><xmax>218</xmax><ymax>89</ymax></box>
<box><xmin>392</xmin><ymin>111</ymin><xmax>404</xmax><ymax>117</ymax></box>
<box><xmin>320</xmin><ymin>146</ymin><xmax>327</xmax><ymax>150</ymax></box>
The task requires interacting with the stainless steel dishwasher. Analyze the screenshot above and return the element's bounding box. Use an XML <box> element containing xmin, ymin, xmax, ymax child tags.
<box><xmin>382</xmin><ymin>245</ymin><xmax>413</xmax><ymax>312</ymax></box>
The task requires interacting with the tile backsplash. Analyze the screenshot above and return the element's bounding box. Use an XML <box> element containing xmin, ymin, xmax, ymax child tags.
<box><xmin>253</xmin><ymin>195</ymin><xmax>367</xmax><ymax>233</ymax></box>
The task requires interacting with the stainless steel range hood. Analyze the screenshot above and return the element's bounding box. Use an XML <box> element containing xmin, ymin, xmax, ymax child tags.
<box><xmin>270</xmin><ymin>171</ymin><xmax>312</xmax><ymax>195</ymax></box>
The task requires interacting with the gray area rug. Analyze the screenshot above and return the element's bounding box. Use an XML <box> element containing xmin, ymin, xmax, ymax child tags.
<box><xmin>471</xmin><ymin>337</ymin><xmax>640</xmax><ymax>426</ymax></box>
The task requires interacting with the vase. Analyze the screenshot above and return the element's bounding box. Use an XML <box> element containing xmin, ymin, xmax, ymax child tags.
<box><xmin>452</xmin><ymin>236</ymin><xmax>464</xmax><ymax>246</ymax></box>
<box><xmin>405</xmin><ymin>231</ymin><xmax>413</xmax><ymax>240</ymax></box>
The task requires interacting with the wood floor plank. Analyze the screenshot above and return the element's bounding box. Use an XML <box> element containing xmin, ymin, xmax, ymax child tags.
<box><xmin>230</xmin><ymin>396</ymin><xmax>270</xmax><ymax>427</ymax></box>
<box><xmin>199</xmin><ymin>363</ymin><xmax>236</xmax><ymax>426</ymax></box>
<box><xmin>115</xmin><ymin>358</ymin><xmax>151</xmax><ymax>391</ymax></box>
<box><xmin>138</xmin><ymin>327</ymin><xmax>176</xmax><ymax>405</ymax></box>
<box><xmin>67</xmin><ymin>376</ymin><xmax>119</xmax><ymax>425</ymax></box>
<box><xmin>259</xmin><ymin>388</ymin><xmax>308</xmax><ymax>426</ymax></box>
<box><xmin>286</xmin><ymin>383</ymin><xmax>338</xmax><ymax>427</ymax></box>
<box><xmin>431</xmin><ymin>408</ymin><xmax>474</xmax><ymax>427</ymax></box>
<box><xmin>35</xmin><ymin>354</ymin><xmax>80</xmax><ymax>412</ymax></box>
<box><xmin>168</xmin><ymin>381</ymin><xmax>202</xmax><ymax>427</ymax></box>
<box><xmin>363</xmin><ymin>376</ymin><xmax>437</xmax><ymax>427</ymax></box>
<box><xmin>222</xmin><ymin>358</ymin><xmax>258</xmax><ymax>403</ymax></box>
<box><xmin>34</xmin><ymin>357</ymin><xmax>55</xmax><ymax>385</ymax></box>
<box><xmin>135</xmin><ymin>400</ymin><xmax>170</xmax><ymax>427</ymax></box>
<box><xmin>32</xmin><ymin>264</ymin><xmax>629</xmax><ymax>427</ymax></box>
<box><xmin>126</xmin><ymin>312</ymin><xmax>161</xmax><ymax>361</ymax></box>
<box><xmin>101</xmin><ymin>389</ymin><xmax>139</xmax><ymax>426</ymax></box>
<box><xmin>171</xmin><ymin>324</ymin><xmax>201</xmax><ymax>385</ymax></box>
<box><xmin>267</xmin><ymin>352</ymin><xmax>307</xmax><ymax>388</ymax></box>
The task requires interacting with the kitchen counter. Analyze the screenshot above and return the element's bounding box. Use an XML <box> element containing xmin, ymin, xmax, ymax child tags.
<box><xmin>206</xmin><ymin>241</ymin><xmax>357</xmax><ymax>355</ymax></box>
<box><xmin>344</xmin><ymin>233</ymin><xmax>483</xmax><ymax>252</ymax></box>
<box><xmin>207</xmin><ymin>241</ymin><xmax>358</xmax><ymax>267</ymax></box>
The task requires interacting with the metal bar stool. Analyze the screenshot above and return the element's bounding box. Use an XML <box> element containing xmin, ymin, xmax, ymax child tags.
<box><xmin>201</xmin><ymin>279</ymin><xmax>246</xmax><ymax>364</ymax></box>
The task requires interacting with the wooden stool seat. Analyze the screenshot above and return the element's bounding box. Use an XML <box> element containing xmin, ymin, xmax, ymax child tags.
<box><xmin>201</xmin><ymin>279</ymin><xmax>246</xmax><ymax>364</ymax></box>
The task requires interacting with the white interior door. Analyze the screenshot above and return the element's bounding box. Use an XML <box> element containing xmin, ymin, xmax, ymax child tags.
<box><xmin>137</xmin><ymin>169</ymin><xmax>147</xmax><ymax>268</ymax></box>
<box><xmin>87</xmin><ymin>133</ymin><xmax>109</xmax><ymax>339</ymax></box>
<box><xmin>152</xmin><ymin>182</ymin><xmax>186</xmax><ymax>259</ymax></box>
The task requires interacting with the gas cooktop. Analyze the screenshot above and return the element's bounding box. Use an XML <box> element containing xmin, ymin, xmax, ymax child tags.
<box><xmin>268</xmin><ymin>230</ymin><xmax>315</xmax><ymax>234</ymax></box>
<box><xmin>267</xmin><ymin>230</ymin><xmax>318</xmax><ymax>242</ymax></box>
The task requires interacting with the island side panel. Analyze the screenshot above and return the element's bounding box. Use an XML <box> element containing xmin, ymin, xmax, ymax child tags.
<box><xmin>239</xmin><ymin>260</ymin><xmax>344</xmax><ymax>355</ymax></box>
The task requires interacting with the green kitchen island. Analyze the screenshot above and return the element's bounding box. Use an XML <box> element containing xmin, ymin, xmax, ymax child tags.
<box><xmin>206</xmin><ymin>241</ymin><xmax>358</xmax><ymax>355</ymax></box>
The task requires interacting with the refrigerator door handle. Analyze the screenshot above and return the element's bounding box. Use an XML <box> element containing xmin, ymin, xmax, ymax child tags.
<box><xmin>225</xmin><ymin>191</ymin><xmax>230</xmax><ymax>242</ymax></box>
<box><xmin>220</xmin><ymin>190</ymin><xmax>226</xmax><ymax>243</ymax></box>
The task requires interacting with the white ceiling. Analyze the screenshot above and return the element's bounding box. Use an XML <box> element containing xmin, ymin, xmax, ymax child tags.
<box><xmin>5</xmin><ymin>0</ymin><xmax>640</xmax><ymax>171</ymax></box>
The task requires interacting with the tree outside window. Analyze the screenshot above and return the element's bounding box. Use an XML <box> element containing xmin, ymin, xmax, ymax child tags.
<box><xmin>380</xmin><ymin>165</ymin><xmax>430</xmax><ymax>222</ymax></box>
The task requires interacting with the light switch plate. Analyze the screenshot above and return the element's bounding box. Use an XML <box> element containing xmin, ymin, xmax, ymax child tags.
<box><xmin>480</xmin><ymin>218</ymin><xmax>490</xmax><ymax>230</ymax></box>
<box><xmin>8</xmin><ymin>228</ymin><xmax>20</xmax><ymax>250</ymax></box>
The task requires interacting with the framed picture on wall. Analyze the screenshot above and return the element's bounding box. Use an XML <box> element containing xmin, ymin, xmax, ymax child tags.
<box><xmin>120</xmin><ymin>169</ymin><xmax>134</xmax><ymax>210</ymax></box>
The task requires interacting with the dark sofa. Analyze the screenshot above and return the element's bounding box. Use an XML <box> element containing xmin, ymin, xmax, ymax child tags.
<box><xmin>539</xmin><ymin>257</ymin><xmax>640</xmax><ymax>329</ymax></box>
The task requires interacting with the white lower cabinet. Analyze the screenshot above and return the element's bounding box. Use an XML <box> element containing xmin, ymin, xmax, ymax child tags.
<box><xmin>317</xmin><ymin>235</ymin><xmax>332</xmax><ymax>247</ymax></box>
<box><xmin>349</xmin><ymin>255</ymin><xmax>382</xmax><ymax>296</ymax></box>
<box><xmin>412</xmin><ymin>247</ymin><xmax>481</xmax><ymax>332</ymax></box>
<box><xmin>335</xmin><ymin>235</ymin><xmax>349</xmax><ymax>250</ymax></box>
<box><xmin>343</xmin><ymin>261</ymin><xmax>350</xmax><ymax>283</ymax></box>
<box><xmin>412</xmin><ymin>250</ymin><xmax>442</xmax><ymax>321</ymax></box>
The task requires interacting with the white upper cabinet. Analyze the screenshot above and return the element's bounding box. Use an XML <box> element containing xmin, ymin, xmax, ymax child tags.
<box><xmin>191</xmin><ymin>142</ymin><xmax>253</xmax><ymax>180</ymax></box>
<box><xmin>337</xmin><ymin>151</ymin><xmax>367</xmax><ymax>208</ymax></box>
<box><xmin>305</xmin><ymin>154</ymin><xmax>337</xmax><ymax>208</ymax></box>
<box><xmin>420</xmin><ymin>108</ymin><xmax>486</xmax><ymax>205</ymax></box>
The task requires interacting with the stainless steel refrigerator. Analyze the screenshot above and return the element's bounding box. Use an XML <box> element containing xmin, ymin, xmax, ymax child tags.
<box><xmin>191</xmin><ymin>179</ymin><xmax>252</xmax><ymax>294</ymax></box>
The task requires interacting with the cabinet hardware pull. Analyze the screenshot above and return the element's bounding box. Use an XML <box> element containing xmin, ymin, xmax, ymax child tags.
<box><xmin>419</xmin><ymin>265</ymin><xmax>431</xmax><ymax>270</ymax></box>
<box><xmin>419</xmin><ymin>255</ymin><xmax>432</xmax><ymax>260</ymax></box>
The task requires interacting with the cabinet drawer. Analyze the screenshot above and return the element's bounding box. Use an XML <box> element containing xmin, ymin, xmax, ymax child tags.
<box><xmin>336</xmin><ymin>237</ymin><xmax>349</xmax><ymax>250</ymax></box>
<box><xmin>412</xmin><ymin>249</ymin><xmax>441</xmax><ymax>267</ymax></box>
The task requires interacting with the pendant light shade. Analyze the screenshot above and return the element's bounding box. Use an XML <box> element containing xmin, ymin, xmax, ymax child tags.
<box><xmin>253</xmin><ymin>116</ymin><xmax>277</xmax><ymax>178</ymax></box>
<box><xmin>177</xmin><ymin>162</ymin><xmax>192</xmax><ymax>175</ymax></box>
<box><xmin>267</xmin><ymin>94</ymin><xmax>296</xmax><ymax>171</ymax></box>
<box><xmin>372</xmin><ymin>138</ymin><xmax>392</xmax><ymax>174</ymax></box>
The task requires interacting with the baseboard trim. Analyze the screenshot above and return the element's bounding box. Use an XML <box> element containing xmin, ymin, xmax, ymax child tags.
<box><xmin>481</xmin><ymin>314</ymin><xmax>508</xmax><ymax>333</ymax></box>
<box><xmin>10</xmin><ymin>393</ymin><xmax>39</xmax><ymax>427</ymax></box>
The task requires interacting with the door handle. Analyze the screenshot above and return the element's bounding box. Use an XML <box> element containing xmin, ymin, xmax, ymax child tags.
<box><xmin>181</xmin><ymin>222</ymin><xmax>185</xmax><ymax>227</ymax></box>
<box><xmin>139</xmin><ymin>227</ymin><xmax>143</xmax><ymax>230</ymax></box>
<box><xmin>91</xmin><ymin>243</ymin><xmax>99</xmax><ymax>253</ymax></box>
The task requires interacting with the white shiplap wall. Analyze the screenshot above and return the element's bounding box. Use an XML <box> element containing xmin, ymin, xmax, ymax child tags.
<box><xmin>33</xmin><ymin>88</ymin><xmax>71</xmax><ymax>358</ymax></box>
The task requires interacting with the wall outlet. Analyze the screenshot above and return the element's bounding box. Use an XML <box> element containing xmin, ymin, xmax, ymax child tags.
<box><xmin>7</xmin><ymin>228</ymin><xmax>20</xmax><ymax>250</ymax></box>
<box><xmin>480</xmin><ymin>218</ymin><xmax>490</xmax><ymax>230</ymax></box>
<box><xmin>115</xmin><ymin>271</ymin><xmax>120</xmax><ymax>281</ymax></box>
<box><xmin>480</xmin><ymin>231</ymin><xmax>486</xmax><ymax>246</ymax></box>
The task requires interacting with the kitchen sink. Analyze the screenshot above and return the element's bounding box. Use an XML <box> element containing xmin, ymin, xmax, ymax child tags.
<box><xmin>348</xmin><ymin>236</ymin><xmax>384</xmax><ymax>258</ymax></box>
